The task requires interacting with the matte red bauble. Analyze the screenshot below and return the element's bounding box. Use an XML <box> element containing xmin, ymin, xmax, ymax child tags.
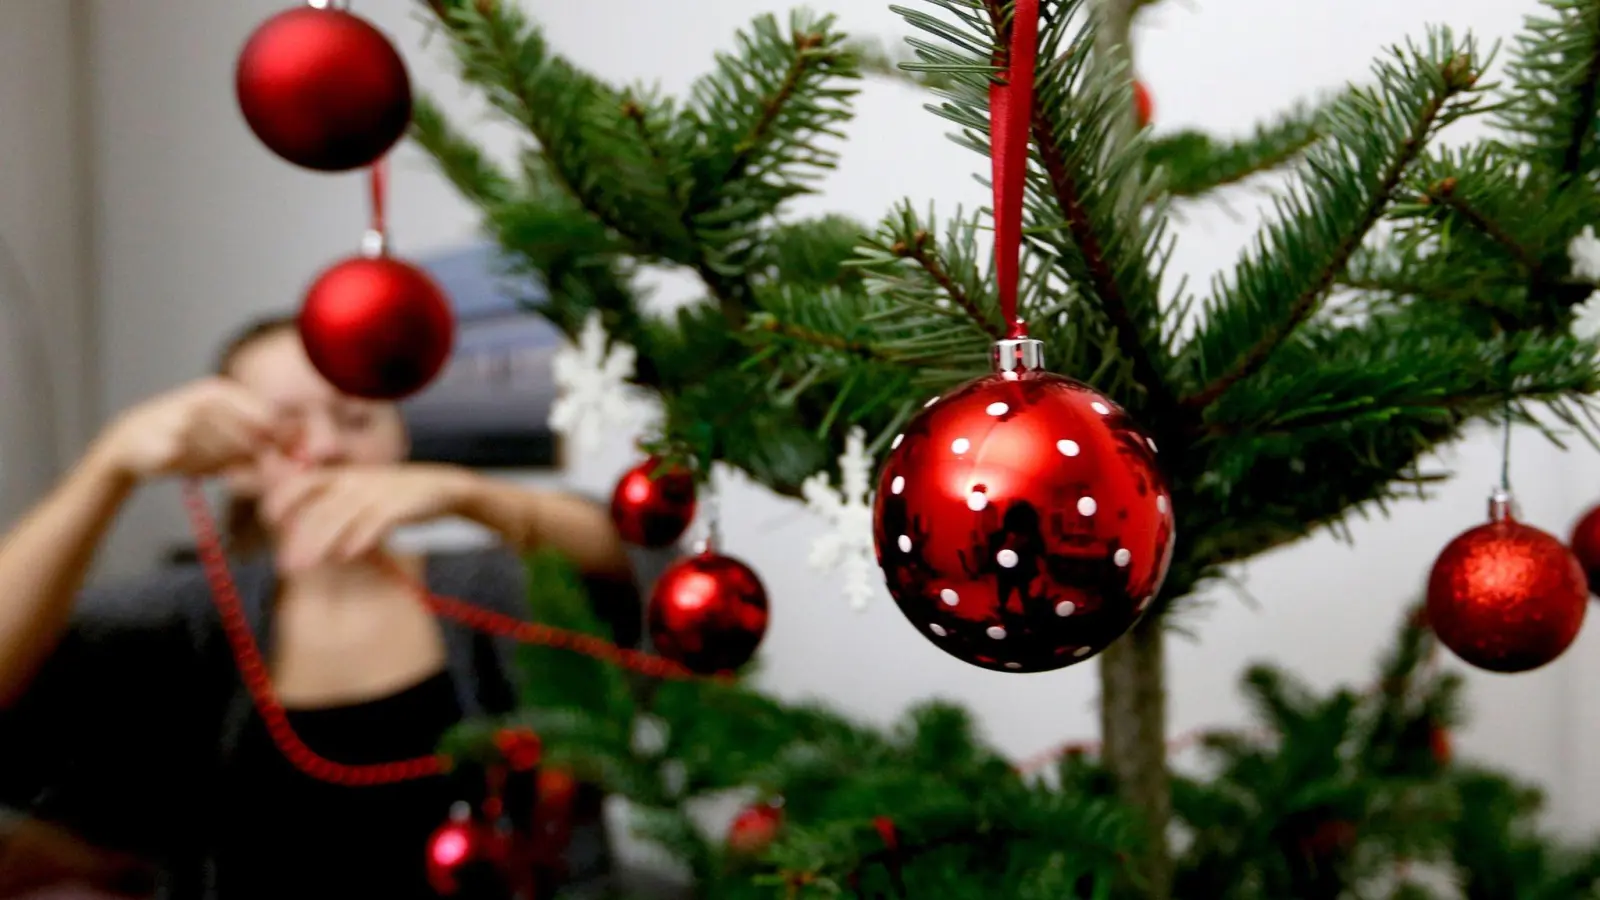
<box><xmin>726</xmin><ymin>802</ymin><xmax>784</xmax><ymax>856</ymax></box>
<box><xmin>235</xmin><ymin>7</ymin><xmax>412</xmax><ymax>172</ymax></box>
<box><xmin>425</xmin><ymin>807</ymin><xmax>510</xmax><ymax>896</ymax></box>
<box><xmin>1568</xmin><ymin>503</ymin><xmax>1600</xmax><ymax>595</ymax></box>
<box><xmin>873</xmin><ymin>340</ymin><xmax>1174</xmax><ymax>673</ymax></box>
<box><xmin>298</xmin><ymin>256</ymin><xmax>455</xmax><ymax>400</ymax></box>
<box><xmin>611</xmin><ymin>458</ymin><xmax>698</xmax><ymax>548</ymax></box>
<box><xmin>1133</xmin><ymin>80</ymin><xmax>1153</xmax><ymax>128</ymax></box>
<box><xmin>648</xmin><ymin>551</ymin><xmax>769</xmax><ymax>675</ymax></box>
<box><xmin>1426</xmin><ymin>492</ymin><xmax>1587</xmax><ymax>673</ymax></box>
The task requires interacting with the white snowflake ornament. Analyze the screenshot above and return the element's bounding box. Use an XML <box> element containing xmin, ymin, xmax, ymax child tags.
<box><xmin>801</xmin><ymin>426</ymin><xmax>878</xmax><ymax>611</ymax></box>
<box><xmin>1571</xmin><ymin>226</ymin><xmax>1600</xmax><ymax>281</ymax></box>
<box><xmin>549</xmin><ymin>311</ymin><xmax>646</xmax><ymax>454</ymax></box>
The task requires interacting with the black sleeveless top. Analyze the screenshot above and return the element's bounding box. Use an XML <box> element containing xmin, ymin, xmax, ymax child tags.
<box><xmin>214</xmin><ymin>670</ymin><xmax>466</xmax><ymax>900</ymax></box>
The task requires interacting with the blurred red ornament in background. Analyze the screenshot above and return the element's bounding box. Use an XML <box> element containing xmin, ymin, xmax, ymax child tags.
<box><xmin>1134</xmin><ymin>80</ymin><xmax>1154</xmax><ymax>128</ymax></box>
<box><xmin>648</xmin><ymin>551</ymin><xmax>769</xmax><ymax>675</ymax></box>
<box><xmin>235</xmin><ymin>6</ymin><xmax>412</xmax><ymax>172</ymax></box>
<box><xmin>610</xmin><ymin>458</ymin><xmax>698</xmax><ymax>548</ymax></box>
<box><xmin>726</xmin><ymin>801</ymin><xmax>784</xmax><ymax>856</ymax></box>
<box><xmin>1567</xmin><ymin>502</ymin><xmax>1600</xmax><ymax>595</ymax></box>
<box><xmin>298</xmin><ymin>256</ymin><xmax>455</xmax><ymax>401</ymax></box>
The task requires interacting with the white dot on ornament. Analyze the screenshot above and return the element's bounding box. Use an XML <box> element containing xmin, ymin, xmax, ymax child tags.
<box><xmin>987</xmin><ymin>625</ymin><xmax>1007</xmax><ymax>640</ymax></box>
<box><xmin>1147</xmin><ymin>437</ymin><xmax>1158</xmax><ymax>452</ymax></box>
<box><xmin>997</xmin><ymin>549</ymin><xmax>1019</xmax><ymax>568</ymax></box>
<box><xmin>924</xmin><ymin>396</ymin><xmax>941</xmax><ymax>408</ymax></box>
<box><xmin>1077</xmin><ymin>496</ymin><xmax>1098</xmax><ymax>516</ymax></box>
<box><xmin>1056</xmin><ymin>600</ymin><xmax>1077</xmax><ymax>617</ymax></box>
<box><xmin>897</xmin><ymin>535</ymin><xmax>912</xmax><ymax>553</ymax></box>
<box><xmin>1002</xmin><ymin>370</ymin><xmax>1019</xmax><ymax>381</ymax></box>
<box><xmin>1157</xmin><ymin>495</ymin><xmax>1168</xmax><ymax>514</ymax></box>
<box><xmin>951</xmin><ymin>437</ymin><xmax>971</xmax><ymax>454</ymax></box>
<box><xmin>967</xmin><ymin>491</ymin><xmax>988</xmax><ymax>511</ymax></box>
<box><xmin>1005</xmin><ymin>662</ymin><xmax>1022</xmax><ymax>670</ymax></box>
<box><xmin>892</xmin><ymin>434</ymin><xmax>904</xmax><ymax>449</ymax></box>
<box><xmin>1091</xmin><ymin>401</ymin><xmax>1110</xmax><ymax>415</ymax></box>
<box><xmin>986</xmin><ymin>402</ymin><xmax>1009</xmax><ymax>416</ymax></box>
<box><xmin>1073</xmin><ymin>646</ymin><xmax>1092</xmax><ymax>657</ymax></box>
<box><xmin>1114</xmin><ymin>548</ymin><xmax>1132</xmax><ymax>567</ymax></box>
<box><xmin>891</xmin><ymin>476</ymin><xmax>905</xmax><ymax>495</ymax></box>
<box><xmin>930</xmin><ymin>623</ymin><xmax>948</xmax><ymax>637</ymax></box>
<box><xmin>1057</xmin><ymin>439</ymin><xmax>1081</xmax><ymax>457</ymax></box>
<box><xmin>940</xmin><ymin>588</ymin><xmax>960</xmax><ymax>606</ymax></box>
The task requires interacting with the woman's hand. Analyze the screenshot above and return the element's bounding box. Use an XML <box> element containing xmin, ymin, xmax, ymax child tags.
<box><xmin>263</xmin><ymin>464</ymin><xmax>477</xmax><ymax>571</ymax></box>
<box><xmin>91</xmin><ymin>377</ymin><xmax>285</xmax><ymax>482</ymax></box>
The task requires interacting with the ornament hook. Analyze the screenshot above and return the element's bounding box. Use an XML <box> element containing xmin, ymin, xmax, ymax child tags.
<box><xmin>992</xmin><ymin>336</ymin><xmax>1045</xmax><ymax>376</ymax></box>
<box><xmin>1487</xmin><ymin>485</ymin><xmax>1518</xmax><ymax>523</ymax></box>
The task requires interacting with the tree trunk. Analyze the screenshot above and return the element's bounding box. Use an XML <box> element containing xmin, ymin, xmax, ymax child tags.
<box><xmin>1098</xmin><ymin>616</ymin><xmax>1171</xmax><ymax>899</ymax></box>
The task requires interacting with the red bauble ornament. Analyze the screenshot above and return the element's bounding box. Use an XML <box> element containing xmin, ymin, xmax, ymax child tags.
<box><xmin>611</xmin><ymin>458</ymin><xmax>698</xmax><ymax>548</ymax></box>
<box><xmin>873</xmin><ymin>347</ymin><xmax>1174</xmax><ymax>673</ymax></box>
<box><xmin>1430</xmin><ymin>726</ymin><xmax>1452</xmax><ymax>767</ymax></box>
<box><xmin>235</xmin><ymin>7</ymin><xmax>412</xmax><ymax>172</ymax></box>
<box><xmin>426</xmin><ymin>805</ymin><xmax>511</xmax><ymax>896</ymax></box>
<box><xmin>648</xmin><ymin>550</ymin><xmax>770</xmax><ymax>674</ymax></box>
<box><xmin>493</xmin><ymin>728</ymin><xmax>542</xmax><ymax>772</ymax></box>
<box><xmin>727</xmin><ymin>802</ymin><xmax>784</xmax><ymax>856</ymax></box>
<box><xmin>1133</xmin><ymin>80</ymin><xmax>1153</xmax><ymax>129</ymax></box>
<box><xmin>298</xmin><ymin>255</ymin><xmax>455</xmax><ymax>400</ymax></box>
<box><xmin>1426</xmin><ymin>492</ymin><xmax>1587</xmax><ymax>673</ymax></box>
<box><xmin>1568</xmin><ymin>503</ymin><xmax>1600</xmax><ymax>595</ymax></box>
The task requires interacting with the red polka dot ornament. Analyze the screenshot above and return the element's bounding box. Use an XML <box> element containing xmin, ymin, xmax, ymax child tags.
<box><xmin>869</xmin><ymin>0</ymin><xmax>1173</xmax><ymax>673</ymax></box>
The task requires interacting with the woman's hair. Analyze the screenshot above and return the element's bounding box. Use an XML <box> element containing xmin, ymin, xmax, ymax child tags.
<box><xmin>214</xmin><ymin>313</ymin><xmax>299</xmax><ymax>558</ymax></box>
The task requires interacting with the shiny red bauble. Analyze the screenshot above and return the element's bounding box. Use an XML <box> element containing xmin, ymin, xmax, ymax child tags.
<box><xmin>1569</xmin><ymin>503</ymin><xmax>1600</xmax><ymax>595</ymax></box>
<box><xmin>425</xmin><ymin>809</ymin><xmax>511</xmax><ymax>896</ymax></box>
<box><xmin>610</xmin><ymin>458</ymin><xmax>698</xmax><ymax>548</ymax></box>
<box><xmin>872</xmin><ymin>371</ymin><xmax>1174</xmax><ymax>673</ymax></box>
<box><xmin>648</xmin><ymin>551</ymin><xmax>769</xmax><ymax>675</ymax></box>
<box><xmin>298</xmin><ymin>255</ymin><xmax>455</xmax><ymax>400</ymax></box>
<box><xmin>1133</xmin><ymin>80</ymin><xmax>1153</xmax><ymax>129</ymax></box>
<box><xmin>235</xmin><ymin>6</ymin><xmax>412</xmax><ymax>172</ymax></box>
<box><xmin>726</xmin><ymin>802</ymin><xmax>784</xmax><ymax>856</ymax></box>
<box><xmin>1426</xmin><ymin>515</ymin><xmax>1587</xmax><ymax>673</ymax></box>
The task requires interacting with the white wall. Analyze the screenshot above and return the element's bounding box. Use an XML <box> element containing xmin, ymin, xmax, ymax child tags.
<box><xmin>79</xmin><ymin>0</ymin><xmax>1600</xmax><ymax>838</ymax></box>
<box><xmin>0</xmin><ymin>0</ymin><xmax>94</xmax><ymax>521</ymax></box>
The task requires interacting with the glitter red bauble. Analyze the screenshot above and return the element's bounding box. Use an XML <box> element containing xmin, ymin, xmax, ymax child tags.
<box><xmin>727</xmin><ymin>802</ymin><xmax>784</xmax><ymax>856</ymax></box>
<box><xmin>1568</xmin><ymin>504</ymin><xmax>1600</xmax><ymax>595</ymax></box>
<box><xmin>648</xmin><ymin>551</ymin><xmax>769</xmax><ymax>675</ymax></box>
<box><xmin>235</xmin><ymin>7</ymin><xmax>412</xmax><ymax>172</ymax></box>
<box><xmin>425</xmin><ymin>811</ymin><xmax>510</xmax><ymax>896</ymax></box>
<box><xmin>298</xmin><ymin>256</ymin><xmax>455</xmax><ymax>401</ymax></box>
<box><xmin>1426</xmin><ymin>517</ymin><xmax>1587</xmax><ymax>673</ymax></box>
<box><xmin>611</xmin><ymin>458</ymin><xmax>698</xmax><ymax>548</ymax></box>
<box><xmin>872</xmin><ymin>372</ymin><xmax>1174</xmax><ymax>673</ymax></box>
<box><xmin>1133</xmin><ymin>80</ymin><xmax>1153</xmax><ymax>128</ymax></box>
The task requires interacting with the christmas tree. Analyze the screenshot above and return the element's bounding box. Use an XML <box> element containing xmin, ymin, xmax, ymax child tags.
<box><xmin>409</xmin><ymin>0</ymin><xmax>1600</xmax><ymax>896</ymax></box>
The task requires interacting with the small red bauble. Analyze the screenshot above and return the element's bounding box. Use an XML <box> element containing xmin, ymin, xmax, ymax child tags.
<box><xmin>493</xmin><ymin>728</ymin><xmax>542</xmax><ymax>772</ymax></box>
<box><xmin>1426</xmin><ymin>496</ymin><xmax>1587</xmax><ymax>673</ymax></box>
<box><xmin>727</xmin><ymin>802</ymin><xmax>784</xmax><ymax>856</ymax></box>
<box><xmin>611</xmin><ymin>458</ymin><xmax>698</xmax><ymax>548</ymax></box>
<box><xmin>873</xmin><ymin>365</ymin><xmax>1174</xmax><ymax>673</ymax></box>
<box><xmin>1568</xmin><ymin>503</ymin><xmax>1600</xmax><ymax>595</ymax></box>
<box><xmin>1430</xmin><ymin>726</ymin><xmax>1452</xmax><ymax>767</ymax></box>
<box><xmin>298</xmin><ymin>255</ymin><xmax>455</xmax><ymax>400</ymax></box>
<box><xmin>425</xmin><ymin>806</ymin><xmax>511</xmax><ymax>896</ymax></box>
<box><xmin>1133</xmin><ymin>80</ymin><xmax>1153</xmax><ymax>129</ymax></box>
<box><xmin>648</xmin><ymin>551</ymin><xmax>770</xmax><ymax>675</ymax></box>
<box><xmin>235</xmin><ymin>7</ymin><xmax>412</xmax><ymax>172</ymax></box>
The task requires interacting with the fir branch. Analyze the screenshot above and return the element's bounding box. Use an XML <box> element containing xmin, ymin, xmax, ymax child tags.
<box><xmin>408</xmin><ymin>94</ymin><xmax>515</xmax><ymax>206</ymax></box>
<box><xmin>1180</xmin><ymin>37</ymin><xmax>1485</xmax><ymax>412</ymax></box>
<box><xmin>1494</xmin><ymin>0</ymin><xmax>1600</xmax><ymax>179</ymax></box>
<box><xmin>1415</xmin><ymin>176</ymin><xmax>1540</xmax><ymax>273</ymax></box>
<box><xmin>892</xmin><ymin>230</ymin><xmax>1002</xmax><ymax>339</ymax></box>
<box><xmin>751</xmin><ymin>314</ymin><xmax>887</xmax><ymax>360</ymax></box>
<box><xmin>1146</xmin><ymin>99</ymin><xmax>1329</xmax><ymax>199</ymax></box>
